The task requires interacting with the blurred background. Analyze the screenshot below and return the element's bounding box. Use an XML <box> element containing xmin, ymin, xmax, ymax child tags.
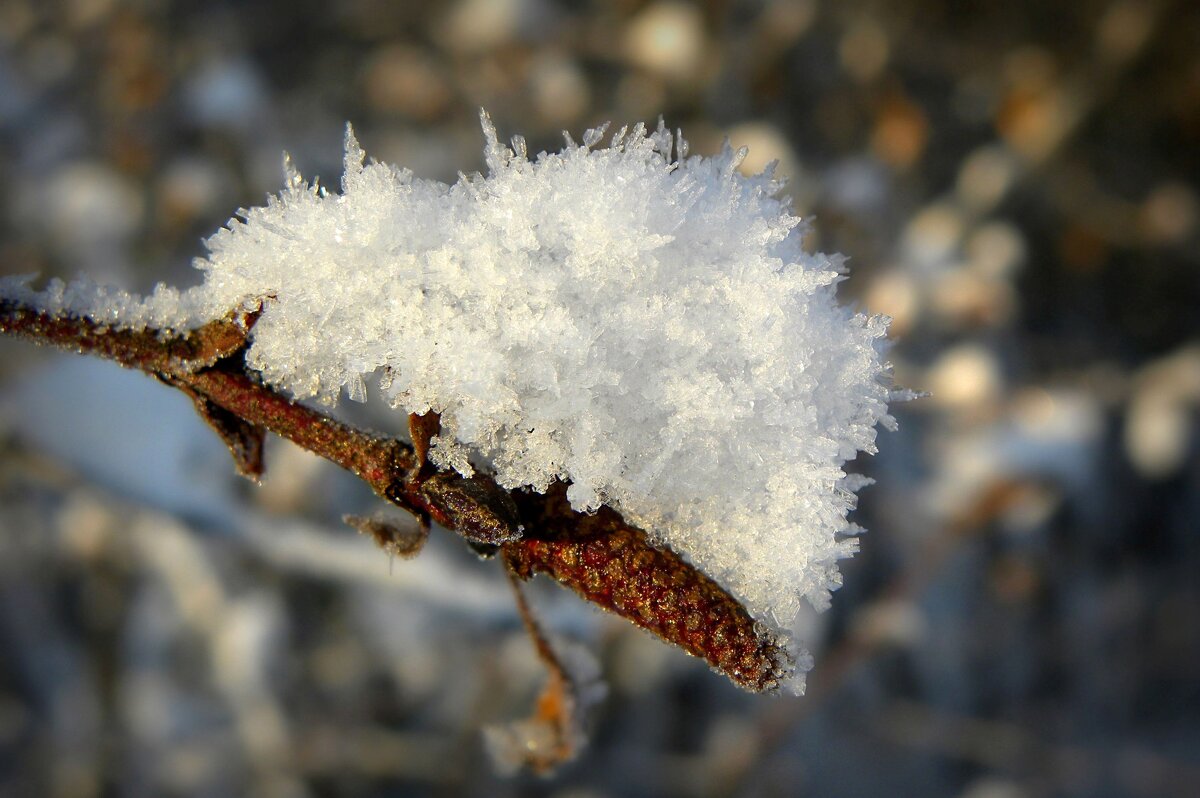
<box><xmin>1</xmin><ymin>0</ymin><xmax>1198</xmax><ymax>795</ymax></box>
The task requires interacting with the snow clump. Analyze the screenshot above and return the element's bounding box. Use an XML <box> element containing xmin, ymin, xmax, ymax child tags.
<box><xmin>5</xmin><ymin>112</ymin><xmax>897</xmax><ymax>678</ymax></box>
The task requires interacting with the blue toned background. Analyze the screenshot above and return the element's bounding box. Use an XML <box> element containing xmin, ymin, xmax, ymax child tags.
<box><xmin>1</xmin><ymin>1</ymin><xmax>1198</xmax><ymax>796</ymax></box>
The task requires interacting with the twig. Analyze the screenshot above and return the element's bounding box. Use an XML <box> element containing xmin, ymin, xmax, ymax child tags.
<box><xmin>1</xmin><ymin>295</ymin><xmax>791</xmax><ymax>692</ymax></box>
<box><xmin>484</xmin><ymin>563</ymin><xmax>583</xmax><ymax>774</ymax></box>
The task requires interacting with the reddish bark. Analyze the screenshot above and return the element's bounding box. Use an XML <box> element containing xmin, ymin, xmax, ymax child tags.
<box><xmin>1</xmin><ymin>296</ymin><xmax>789</xmax><ymax>691</ymax></box>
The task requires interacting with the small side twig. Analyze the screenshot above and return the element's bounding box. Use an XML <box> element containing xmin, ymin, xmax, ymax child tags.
<box><xmin>482</xmin><ymin>562</ymin><xmax>590</xmax><ymax>774</ymax></box>
<box><xmin>345</xmin><ymin>513</ymin><xmax>430</xmax><ymax>561</ymax></box>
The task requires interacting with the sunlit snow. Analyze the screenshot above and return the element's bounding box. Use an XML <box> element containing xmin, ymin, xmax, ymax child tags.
<box><xmin>3</xmin><ymin>112</ymin><xmax>897</xmax><ymax>685</ymax></box>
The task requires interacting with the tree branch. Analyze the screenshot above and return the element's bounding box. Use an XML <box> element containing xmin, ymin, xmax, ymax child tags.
<box><xmin>1</xmin><ymin>295</ymin><xmax>791</xmax><ymax>691</ymax></box>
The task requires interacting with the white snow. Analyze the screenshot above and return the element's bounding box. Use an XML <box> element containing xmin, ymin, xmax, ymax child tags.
<box><xmin>3</xmin><ymin>112</ymin><xmax>897</xmax><ymax>685</ymax></box>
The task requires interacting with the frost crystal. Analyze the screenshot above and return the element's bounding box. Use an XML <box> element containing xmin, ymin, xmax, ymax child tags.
<box><xmin>7</xmin><ymin>112</ymin><xmax>896</xmax><ymax>680</ymax></box>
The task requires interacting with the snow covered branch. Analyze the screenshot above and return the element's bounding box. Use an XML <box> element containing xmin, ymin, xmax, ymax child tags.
<box><xmin>0</xmin><ymin>293</ymin><xmax>791</xmax><ymax>693</ymax></box>
<box><xmin>1</xmin><ymin>111</ymin><xmax>899</xmax><ymax>708</ymax></box>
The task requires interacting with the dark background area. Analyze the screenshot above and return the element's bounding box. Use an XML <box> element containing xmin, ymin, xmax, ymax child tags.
<box><xmin>1</xmin><ymin>1</ymin><xmax>1198</xmax><ymax>796</ymax></box>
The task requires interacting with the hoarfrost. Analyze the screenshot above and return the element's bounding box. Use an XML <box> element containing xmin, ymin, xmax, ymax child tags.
<box><xmin>3</xmin><ymin>112</ymin><xmax>897</xmax><ymax>682</ymax></box>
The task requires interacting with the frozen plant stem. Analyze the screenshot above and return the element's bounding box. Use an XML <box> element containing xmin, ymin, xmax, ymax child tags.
<box><xmin>0</xmin><ymin>294</ymin><xmax>791</xmax><ymax>693</ymax></box>
<box><xmin>0</xmin><ymin>113</ymin><xmax>903</xmax><ymax>735</ymax></box>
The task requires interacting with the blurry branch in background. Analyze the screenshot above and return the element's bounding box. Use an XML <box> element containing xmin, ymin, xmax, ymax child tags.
<box><xmin>1</xmin><ymin>291</ymin><xmax>791</xmax><ymax>771</ymax></box>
